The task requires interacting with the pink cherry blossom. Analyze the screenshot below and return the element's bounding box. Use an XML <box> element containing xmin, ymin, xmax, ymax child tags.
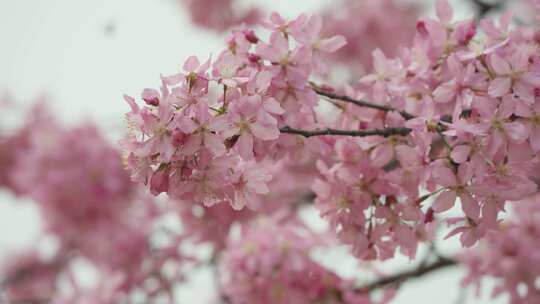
<box><xmin>432</xmin><ymin>164</ymin><xmax>480</xmax><ymax>220</ymax></box>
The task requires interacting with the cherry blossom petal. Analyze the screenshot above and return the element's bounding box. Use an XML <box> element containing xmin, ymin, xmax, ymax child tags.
<box><xmin>319</xmin><ymin>35</ymin><xmax>347</xmax><ymax>53</ymax></box>
<box><xmin>433</xmin><ymin>166</ymin><xmax>457</xmax><ymax>188</ymax></box>
<box><xmin>460</xmin><ymin>192</ymin><xmax>480</xmax><ymax>220</ymax></box>
<box><xmin>183</xmin><ymin>55</ymin><xmax>200</xmax><ymax>72</ymax></box>
<box><xmin>436</xmin><ymin>0</ymin><xmax>453</xmax><ymax>24</ymax></box>
<box><xmin>432</xmin><ymin>190</ymin><xmax>457</xmax><ymax>212</ymax></box>
<box><xmin>450</xmin><ymin>145</ymin><xmax>471</xmax><ymax>163</ymax></box>
<box><xmin>488</xmin><ymin>77</ymin><xmax>511</xmax><ymax>97</ymax></box>
<box><xmin>237</xmin><ymin>133</ymin><xmax>254</xmax><ymax>159</ymax></box>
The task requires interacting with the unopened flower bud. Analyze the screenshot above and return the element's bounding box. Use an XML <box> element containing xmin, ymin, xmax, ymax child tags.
<box><xmin>141</xmin><ymin>88</ymin><xmax>160</xmax><ymax>106</ymax></box>
<box><xmin>248</xmin><ymin>53</ymin><xmax>261</xmax><ymax>63</ymax></box>
<box><xmin>416</xmin><ymin>20</ymin><xmax>428</xmax><ymax>37</ymax></box>
<box><xmin>424</xmin><ymin>208</ymin><xmax>434</xmax><ymax>224</ymax></box>
<box><xmin>243</xmin><ymin>30</ymin><xmax>259</xmax><ymax>44</ymax></box>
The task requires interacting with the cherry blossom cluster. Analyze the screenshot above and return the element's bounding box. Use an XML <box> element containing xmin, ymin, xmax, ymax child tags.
<box><xmin>123</xmin><ymin>13</ymin><xmax>346</xmax><ymax>210</ymax></box>
<box><xmin>219</xmin><ymin>215</ymin><xmax>379</xmax><ymax>304</ymax></box>
<box><xmin>314</xmin><ymin>0</ymin><xmax>540</xmax><ymax>259</ymax></box>
<box><xmin>126</xmin><ymin>1</ymin><xmax>540</xmax><ymax>263</ymax></box>
<box><xmin>460</xmin><ymin>194</ymin><xmax>540</xmax><ymax>304</ymax></box>
<box><xmin>0</xmin><ymin>105</ymin><xmax>192</xmax><ymax>303</ymax></box>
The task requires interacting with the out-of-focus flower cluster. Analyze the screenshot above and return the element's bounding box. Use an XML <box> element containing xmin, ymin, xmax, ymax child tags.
<box><xmin>220</xmin><ymin>215</ymin><xmax>382</xmax><ymax>304</ymax></box>
<box><xmin>0</xmin><ymin>104</ymin><xmax>192</xmax><ymax>303</ymax></box>
<box><xmin>321</xmin><ymin>0</ymin><xmax>417</xmax><ymax>72</ymax></box>
<box><xmin>460</xmin><ymin>194</ymin><xmax>540</xmax><ymax>304</ymax></box>
<box><xmin>178</xmin><ymin>0</ymin><xmax>260</xmax><ymax>32</ymax></box>
<box><xmin>11</xmin><ymin>122</ymin><xmax>134</xmax><ymax>243</ymax></box>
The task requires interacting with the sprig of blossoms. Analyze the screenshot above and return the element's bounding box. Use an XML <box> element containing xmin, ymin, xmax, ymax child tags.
<box><xmin>314</xmin><ymin>0</ymin><xmax>540</xmax><ymax>259</ymax></box>
<box><xmin>127</xmin><ymin>1</ymin><xmax>540</xmax><ymax>262</ymax></box>
<box><xmin>122</xmin><ymin>13</ymin><xmax>346</xmax><ymax>211</ymax></box>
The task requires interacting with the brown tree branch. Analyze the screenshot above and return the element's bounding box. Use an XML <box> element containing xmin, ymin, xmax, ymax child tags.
<box><xmin>311</xmin><ymin>84</ymin><xmax>449</xmax><ymax>133</ymax></box>
<box><xmin>280</xmin><ymin>126</ymin><xmax>412</xmax><ymax>138</ymax></box>
<box><xmin>4</xmin><ymin>298</ymin><xmax>50</xmax><ymax>304</ymax></box>
<box><xmin>357</xmin><ymin>257</ymin><xmax>457</xmax><ymax>291</ymax></box>
<box><xmin>310</xmin><ymin>84</ymin><xmax>416</xmax><ymax>120</ymax></box>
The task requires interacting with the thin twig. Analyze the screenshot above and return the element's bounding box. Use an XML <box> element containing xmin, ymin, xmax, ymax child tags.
<box><xmin>310</xmin><ymin>84</ymin><xmax>416</xmax><ymax>120</ymax></box>
<box><xmin>280</xmin><ymin>126</ymin><xmax>412</xmax><ymax>138</ymax></box>
<box><xmin>4</xmin><ymin>298</ymin><xmax>50</xmax><ymax>304</ymax></box>
<box><xmin>357</xmin><ymin>257</ymin><xmax>457</xmax><ymax>291</ymax></box>
<box><xmin>311</xmin><ymin>84</ymin><xmax>453</xmax><ymax>134</ymax></box>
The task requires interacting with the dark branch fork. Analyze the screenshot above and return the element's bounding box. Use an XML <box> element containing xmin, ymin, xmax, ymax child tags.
<box><xmin>279</xmin><ymin>84</ymin><xmax>448</xmax><ymax>139</ymax></box>
<box><xmin>276</xmin><ymin>84</ymin><xmax>418</xmax><ymax>139</ymax></box>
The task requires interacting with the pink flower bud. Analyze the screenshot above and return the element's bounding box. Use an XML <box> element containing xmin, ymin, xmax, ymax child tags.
<box><xmin>243</xmin><ymin>30</ymin><xmax>259</xmax><ymax>43</ymax></box>
<box><xmin>247</xmin><ymin>53</ymin><xmax>261</xmax><ymax>63</ymax></box>
<box><xmin>141</xmin><ymin>88</ymin><xmax>160</xmax><ymax>106</ymax></box>
<box><xmin>457</xmin><ymin>22</ymin><xmax>476</xmax><ymax>45</ymax></box>
<box><xmin>424</xmin><ymin>208</ymin><xmax>434</xmax><ymax>224</ymax></box>
<box><xmin>416</xmin><ymin>20</ymin><xmax>428</xmax><ymax>37</ymax></box>
<box><xmin>464</xmin><ymin>27</ymin><xmax>476</xmax><ymax>43</ymax></box>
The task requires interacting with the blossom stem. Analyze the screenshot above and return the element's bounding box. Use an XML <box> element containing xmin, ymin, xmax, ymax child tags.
<box><xmin>280</xmin><ymin>126</ymin><xmax>412</xmax><ymax>138</ymax></box>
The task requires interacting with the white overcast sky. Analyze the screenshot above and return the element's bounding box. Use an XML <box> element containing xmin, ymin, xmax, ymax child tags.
<box><xmin>0</xmin><ymin>1</ymin><xmax>506</xmax><ymax>303</ymax></box>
